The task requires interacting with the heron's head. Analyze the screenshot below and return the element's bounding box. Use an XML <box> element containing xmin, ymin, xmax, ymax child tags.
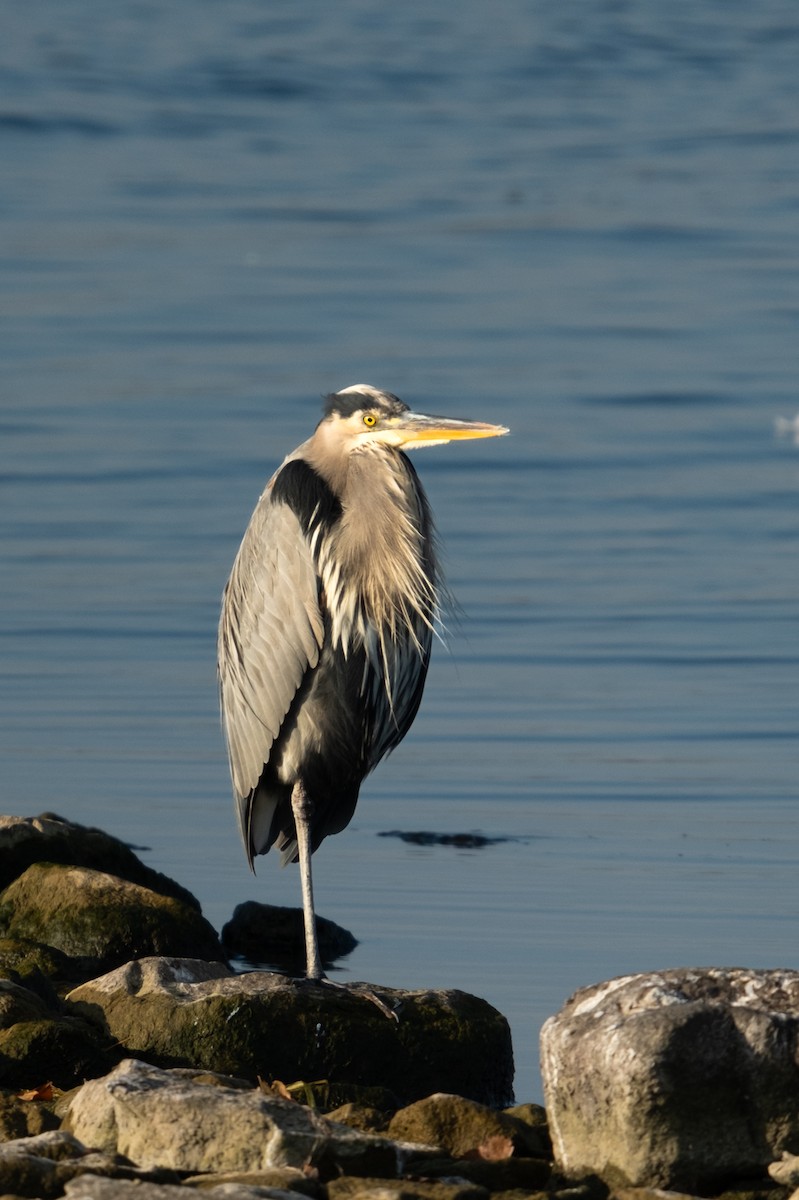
<box><xmin>319</xmin><ymin>385</ymin><xmax>509</xmax><ymax>453</ymax></box>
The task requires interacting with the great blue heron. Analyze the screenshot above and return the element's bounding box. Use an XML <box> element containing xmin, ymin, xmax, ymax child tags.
<box><xmin>218</xmin><ymin>385</ymin><xmax>508</xmax><ymax>981</ymax></box>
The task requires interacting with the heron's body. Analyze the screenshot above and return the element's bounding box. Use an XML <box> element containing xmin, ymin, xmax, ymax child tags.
<box><xmin>218</xmin><ymin>386</ymin><xmax>507</xmax><ymax>979</ymax></box>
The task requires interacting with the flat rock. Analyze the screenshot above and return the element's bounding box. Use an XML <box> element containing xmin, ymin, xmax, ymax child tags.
<box><xmin>0</xmin><ymin>863</ymin><xmax>225</xmax><ymax>974</ymax></box>
<box><xmin>66</xmin><ymin>957</ymin><xmax>514</xmax><ymax>1106</ymax></box>
<box><xmin>541</xmin><ymin>967</ymin><xmax>799</xmax><ymax>1192</ymax></box>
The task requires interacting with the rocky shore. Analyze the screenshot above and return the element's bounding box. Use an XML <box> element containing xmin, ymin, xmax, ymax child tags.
<box><xmin>1</xmin><ymin>812</ymin><xmax>798</xmax><ymax>1200</ymax></box>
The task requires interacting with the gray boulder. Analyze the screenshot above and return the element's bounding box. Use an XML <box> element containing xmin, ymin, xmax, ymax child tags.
<box><xmin>66</xmin><ymin>957</ymin><xmax>514</xmax><ymax>1106</ymax></box>
<box><xmin>62</xmin><ymin>1058</ymin><xmax>438</xmax><ymax>1178</ymax></box>
<box><xmin>540</xmin><ymin>967</ymin><xmax>799</xmax><ymax>1191</ymax></box>
<box><xmin>0</xmin><ymin>863</ymin><xmax>225</xmax><ymax>974</ymax></box>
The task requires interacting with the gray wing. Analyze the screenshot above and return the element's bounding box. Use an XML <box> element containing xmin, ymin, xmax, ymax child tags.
<box><xmin>217</xmin><ymin>478</ymin><xmax>325</xmax><ymax>841</ymax></box>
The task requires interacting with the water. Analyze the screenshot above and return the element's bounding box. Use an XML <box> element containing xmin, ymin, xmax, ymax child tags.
<box><xmin>3</xmin><ymin>1</ymin><xmax>799</xmax><ymax>1100</ymax></box>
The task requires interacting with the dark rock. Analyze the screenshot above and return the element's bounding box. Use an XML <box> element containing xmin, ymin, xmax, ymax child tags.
<box><xmin>503</xmin><ymin>1102</ymin><xmax>552</xmax><ymax>1158</ymax></box>
<box><xmin>541</xmin><ymin>967</ymin><xmax>799</xmax><ymax>1192</ymax></box>
<box><xmin>0</xmin><ymin>977</ymin><xmax>113</xmax><ymax>1090</ymax></box>
<box><xmin>378</xmin><ymin>831</ymin><xmax>510</xmax><ymax>849</ymax></box>
<box><xmin>66</xmin><ymin>958</ymin><xmax>514</xmax><ymax>1107</ymax></box>
<box><xmin>0</xmin><ymin>814</ymin><xmax>200</xmax><ymax>909</ymax></box>
<box><xmin>0</xmin><ymin>1090</ymin><xmax>60</xmax><ymax>1140</ymax></box>
<box><xmin>0</xmin><ymin>936</ymin><xmax>75</xmax><ymax>993</ymax></box>
<box><xmin>0</xmin><ymin>864</ymin><xmax>225</xmax><ymax>975</ymax></box>
<box><xmin>221</xmin><ymin>900</ymin><xmax>357</xmax><ymax>971</ymax></box>
<box><xmin>423</xmin><ymin>1154</ymin><xmax>552</xmax><ymax>1191</ymax></box>
<box><xmin>0</xmin><ymin>1015</ymin><xmax>113</xmax><ymax>1090</ymax></box>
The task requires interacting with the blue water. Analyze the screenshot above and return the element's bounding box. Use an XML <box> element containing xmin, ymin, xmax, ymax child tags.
<box><xmin>3</xmin><ymin>2</ymin><xmax>799</xmax><ymax>1100</ymax></box>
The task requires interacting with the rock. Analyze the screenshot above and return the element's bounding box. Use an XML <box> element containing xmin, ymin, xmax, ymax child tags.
<box><xmin>503</xmin><ymin>1102</ymin><xmax>552</xmax><ymax>1158</ymax></box>
<box><xmin>62</xmin><ymin>1058</ymin><xmax>435</xmax><ymax>1179</ymax></box>
<box><xmin>0</xmin><ymin>1089</ymin><xmax>60</xmax><ymax>1139</ymax></box>
<box><xmin>0</xmin><ymin>863</ymin><xmax>225</xmax><ymax>974</ymax></box>
<box><xmin>0</xmin><ymin>1128</ymin><xmax>181</xmax><ymax>1198</ymax></box>
<box><xmin>222</xmin><ymin>900</ymin><xmax>358</xmax><ymax>971</ymax></box>
<box><xmin>63</xmin><ymin>1059</ymin><xmax>330</xmax><ymax>1172</ymax></box>
<box><xmin>769</xmin><ymin>1151</ymin><xmax>799</xmax><ymax>1187</ymax></box>
<box><xmin>182</xmin><ymin>1166</ymin><xmax>320</xmax><ymax>1194</ymax></box>
<box><xmin>0</xmin><ymin>813</ymin><xmax>199</xmax><ymax>909</ymax></box>
<box><xmin>325</xmin><ymin>1102</ymin><xmax>392</xmax><ymax>1133</ymax></box>
<box><xmin>63</xmin><ymin>1180</ymin><xmax>206</xmax><ymax>1200</ymax></box>
<box><xmin>326</xmin><ymin>1178</ymin><xmax>489</xmax><ymax>1200</ymax></box>
<box><xmin>0</xmin><ymin>977</ymin><xmax>112</xmax><ymax>1089</ymax></box>
<box><xmin>0</xmin><ymin>935</ymin><xmax>75</xmax><ymax>993</ymax></box>
<box><xmin>66</xmin><ymin>958</ymin><xmax>514</xmax><ymax>1106</ymax></box>
<box><xmin>387</xmin><ymin>1093</ymin><xmax>544</xmax><ymax>1160</ymax></box>
<box><xmin>540</xmin><ymin>967</ymin><xmax>799</xmax><ymax>1192</ymax></box>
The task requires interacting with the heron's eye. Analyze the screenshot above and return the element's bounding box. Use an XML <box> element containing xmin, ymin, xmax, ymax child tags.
<box><xmin>362</xmin><ymin>413</ymin><xmax>378</xmax><ymax>428</ymax></box>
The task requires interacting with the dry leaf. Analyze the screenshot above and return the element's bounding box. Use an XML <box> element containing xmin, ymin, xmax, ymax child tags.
<box><xmin>257</xmin><ymin>1077</ymin><xmax>294</xmax><ymax>1101</ymax></box>
<box><xmin>16</xmin><ymin>1083</ymin><xmax>56</xmax><ymax>1102</ymax></box>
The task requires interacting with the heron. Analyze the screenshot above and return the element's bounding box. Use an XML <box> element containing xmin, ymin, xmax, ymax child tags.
<box><xmin>218</xmin><ymin>385</ymin><xmax>508</xmax><ymax>982</ymax></box>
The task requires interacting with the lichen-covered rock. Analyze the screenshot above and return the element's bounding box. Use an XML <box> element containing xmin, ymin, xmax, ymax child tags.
<box><xmin>0</xmin><ymin>863</ymin><xmax>225</xmax><ymax>973</ymax></box>
<box><xmin>65</xmin><ymin>958</ymin><xmax>513</xmax><ymax>1106</ymax></box>
<box><xmin>541</xmin><ymin>967</ymin><xmax>799</xmax><ymax>1192</ymax></box>
<box><xmin>387</xmin><ymin>1093</ymin><xmax>546</xmax><ymax>1160</ymax></box>
<box><xmin>222</xmin><ymin>899</ymin><xmax>357</xmax><ymax>971</ymax></box>
<box><xmin>62</xmin><ymin>1058</ymin><xmax>433</xmax><ymax>1179</ymax></box>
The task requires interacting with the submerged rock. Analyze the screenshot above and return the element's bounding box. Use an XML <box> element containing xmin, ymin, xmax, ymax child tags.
<box><xmin>222</xmin><ymin>899</ymin><xmax>357</xmax><ymax>971</ymax></box>
<box><xmin>66</xmin><ymin>957</ymin><xmax>514</xmax><ymax>1107</ymax></box>
<box><xmin>541</xmin><ymin>967</ymin><xmax>799</xmax><ymax>1192</ymax></box>
<box><xmin>0</xmin><ymin>863</ymin><xmax>225</xmax><ymax>975</ymax></box>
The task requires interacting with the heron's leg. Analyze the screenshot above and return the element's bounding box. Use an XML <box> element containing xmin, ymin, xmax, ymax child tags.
<box><xmin>291</xmin><ymin>779</ymin><xmax>323</xmax><ymax>981</ymax></box>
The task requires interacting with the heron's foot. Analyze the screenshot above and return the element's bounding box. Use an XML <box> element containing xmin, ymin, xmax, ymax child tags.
<box><xmin>295</xmin><ymin>974</ymin><xmax>400</xmax><ymax>1021</ymax></box>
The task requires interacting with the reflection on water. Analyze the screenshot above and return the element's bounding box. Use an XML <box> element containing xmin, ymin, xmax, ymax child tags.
<box><xmin>3</xmin><ymin>0</ymin><xmax>799</xmax><ymax>1098</ymax></box>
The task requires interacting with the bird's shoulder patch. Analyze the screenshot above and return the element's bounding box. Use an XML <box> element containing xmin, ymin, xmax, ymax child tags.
<box><xmin>271</xmin><ymin>458</ymin><xmax>342</xmax><ymax>535</ymax></box>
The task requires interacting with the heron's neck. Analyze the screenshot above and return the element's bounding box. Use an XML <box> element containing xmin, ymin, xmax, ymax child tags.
<box><xmin>328</xmin><ymin>449</ymin><xmax>437</xmax><ymax>647</ymax></box>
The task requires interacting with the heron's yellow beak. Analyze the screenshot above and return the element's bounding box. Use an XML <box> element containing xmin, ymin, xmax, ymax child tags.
<box><xmin>391</xmin><ymin>413</ymin><xmax>509</xmax><ymax>449</ymax></box>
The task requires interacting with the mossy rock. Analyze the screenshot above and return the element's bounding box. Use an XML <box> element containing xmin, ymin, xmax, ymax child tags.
<box><xmin>0</xmin><ymin>1015</ymin><xmax>114</xmax><ymax>1089</ymax></box>
<box><xmin>0</xmin><ymin>864</ymin><xmax>225</xmax><ymax>975</ymax></box>
<box><xmin>66</xmin><ymin>958</ymin><xmax>514</xmax><ymax>1106</ymax></box>
<box><xmin>0</xmin><ymin>813</ymin><xmax>200</xmax><ymax>908</ymax></box>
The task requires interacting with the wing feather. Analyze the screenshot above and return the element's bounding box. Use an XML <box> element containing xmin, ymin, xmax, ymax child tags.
<box><xmin>217</xmin><ymin>481</ymin><xmax>323</xmax><ymax>812</ymax></box>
